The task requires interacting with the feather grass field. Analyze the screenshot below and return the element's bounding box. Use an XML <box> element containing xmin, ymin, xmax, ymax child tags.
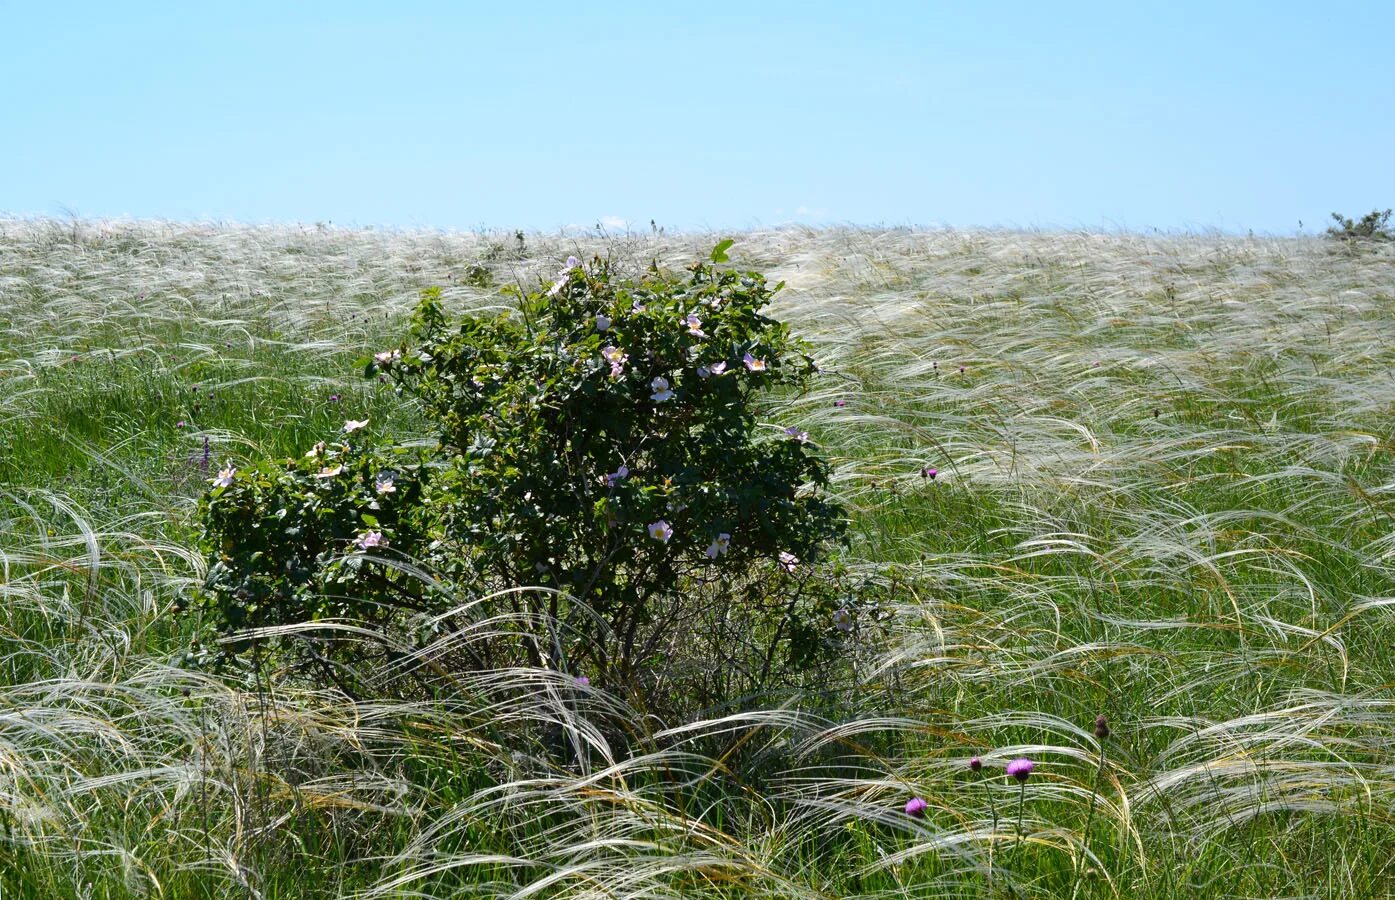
<box><xmin>1</xmin><ymin>219</ymin><xmax>1394</xmax><ymax>897</ymax></box>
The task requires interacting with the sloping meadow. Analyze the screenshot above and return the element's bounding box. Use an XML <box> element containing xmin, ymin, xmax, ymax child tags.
<box><xmin>1</xmin><ymin>219</ymin><xmax>1393</xmax><ymax>897</ymax></box>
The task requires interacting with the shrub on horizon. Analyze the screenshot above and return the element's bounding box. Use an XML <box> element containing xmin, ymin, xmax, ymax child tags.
<box><xmin>1325</xmin><ymin>208</ymin><xmax>1393</xmax><ymax>245</ymax></box>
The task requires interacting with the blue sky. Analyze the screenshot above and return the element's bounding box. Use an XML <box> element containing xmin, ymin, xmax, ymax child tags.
<box><xmin>2</xmin><ymin>1</ymin><xmax>1391</xmax><ymax>233</ymax></box>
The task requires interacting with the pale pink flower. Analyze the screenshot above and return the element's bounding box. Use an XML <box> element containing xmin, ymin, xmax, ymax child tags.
<box><xmin>683</xmin><ymin>313</ymin><xmax>706</xmax><ymax>337</ymax></box>
<box><xmin>704</xmin><ymin>533</ymin><xmax>731</xmax><ymax>559</ymax></box>
<box><xmin>648</xmin><ymin>520</ymin><xmax>673</xmax><ymax>543</ymax></box>
<box><xmin>709</xmin><ymin>361</ymin><xmax>727</xmax><ymax>375</ymax></box>
<box><xmin>374</xmin><ymin>473</ymin><xmax>396</xmax><ymax>494</ymax></box>
<box><xmin>305</xmin><ymin>441</ymin><xmax>327</xmax><ymax>458</ymax></box>
<box><xmin>784</xmin><ymin>426</ymin><xmax>810</xmax><ymax>443</ymax></box>
<box><xmin>595</xmin><ymin>313</ymin><xmax>612</xmax><ymax>332</ymax></box>
<box><xmin>314</xmin><ymin>465</ymin><xmax>344</xmax><ymax>479</ymax></box>
<box><xmin>343</xmin><ymin>419</ymin><xmax>369</xmax><ymax>433</ymax></box>
<box><xmin>605</xmin><ymin>465</ymin><xmax>629</xmax><ymax>488</ymax></box>
<box><xmin>602</xmin><ymin>345</ymin><xmax>628</xmax><ymax>378</ymax></box>
<box><xmin>212</xmin><ymin>466</ymin><xmax>236</xmax><ymax>488</ymax></box>
<box><xmin>374</xmin><ymin>349</ymin><xmax>401</xmax><ymax>365</ymax></box>
<box><xmin>743</xmin><ymin>352</ymin><xmax>767</xmax><ymax>372</ymax></box>
<box><xmin>355</xmin><ymin>531</ymin><xmax>387</xmax><ymax>550</ymax></box>
<box><xmin>650</xmin><ymin>376</ymin><xmax>675</xmax><ymax>402</ymax></box>
<box><xmin>833</xmin><ymin>607</ymin><xmax>853</xmax><ymax>632</ymax></box>
<box><xmin>779</xmin><ymin>551</ymin><xmax>799</xmax><ymax>572</ymax></box>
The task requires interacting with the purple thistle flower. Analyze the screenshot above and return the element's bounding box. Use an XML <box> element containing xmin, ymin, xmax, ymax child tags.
<box><xmin>968</xmin><ymin>756</ymin><xmax>983</xmax><ymax>772</ymax></box>
<box><xmin>1006</xmin><ymin>758</ymin><xmax>1034</xmax><ymax>782</ymax></box>
<box><xmin>922</xmin><ymin>467</ymin><xmax>938</xmax><ymax>480</ymax></box>
<box><xmin>904</xmin><ymin>796</ymin><xmax>928</xmax><ymax>819</ymax></box>
<box><xmin>329</xmin><ymin>394</ymin><xmax>340</xmax><ymax>403</ymax></box>
<box><xmin>201</xmin><ymin>436</ymin><xmax>210</xmax><ymax>471</ymax></box>
<box><xmin>176</xmin><ymin>420</ymin><xmax>186</xmax><ymax>429</ymax></box>
<box><xmin>834</xmin><ymin>399</ymin><xmax>847</xmax><ymax>407</ymax></box>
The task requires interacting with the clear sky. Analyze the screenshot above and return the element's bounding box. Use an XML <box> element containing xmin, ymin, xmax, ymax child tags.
<box><xmin>2</xmin><ymin>1</ymin><xmax>1391</xmax><ymax>233</ymax></box>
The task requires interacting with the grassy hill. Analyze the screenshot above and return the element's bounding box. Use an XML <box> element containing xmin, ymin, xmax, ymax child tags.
<box><xmin>2</xmin><ymin>219</ymin><xmax>1394</xmax><ymax>898</ymax></box>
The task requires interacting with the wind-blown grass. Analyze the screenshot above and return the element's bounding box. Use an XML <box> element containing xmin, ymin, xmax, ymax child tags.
<box><xmin>1</xmin><ymin>218</ymin><xmax>1394</xmax><ymax>897</ymax></box>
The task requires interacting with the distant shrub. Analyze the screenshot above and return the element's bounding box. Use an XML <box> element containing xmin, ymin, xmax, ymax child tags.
<box><xmin>460</xmin><ymin>261</ymin><xmax>493</xmax><ymax>287</ymax></box>
<box><xmin>195</xmin><ymin>246</ymin><xmax>858</xmax><ymax>715</ymax></box>
<box><xmin>1326</xmin><ymin>208</ymin><xmax>1393</xmax><ymax>244</ymax></box>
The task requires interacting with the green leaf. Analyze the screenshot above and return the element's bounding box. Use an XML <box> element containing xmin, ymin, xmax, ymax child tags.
<box><xmin>709</xmin><ymin>238</ymin><xmax>734</xmax><ymax>264</ymax></box>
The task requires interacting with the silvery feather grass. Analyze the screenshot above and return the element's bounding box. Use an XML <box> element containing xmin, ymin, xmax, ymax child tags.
<box><xmin>1</xmin><ymin>218</ymin><xmax>1394</xmax><ymax>896</ymax></box>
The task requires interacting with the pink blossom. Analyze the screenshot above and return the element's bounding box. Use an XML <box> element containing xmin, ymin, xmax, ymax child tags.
<box><xmin>648</xmin><ymin>520</ymin><xmax>673</xmax><ymax>543</ymax></box>
<box><xmin>355</xmin><ymin>531</ymin><xmax>387</xmax><ymax>550</ymax></box>
<box><xmin>743</xmin><ymin>352</ymin><xmax>767</xmax><ymax>372</ymax></box>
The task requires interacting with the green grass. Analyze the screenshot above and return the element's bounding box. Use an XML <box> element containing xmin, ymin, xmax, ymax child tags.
<box><xmin>2</xmin><ymin>219</ymin><xmax>1395</xmax><ymax>897</ymax></box>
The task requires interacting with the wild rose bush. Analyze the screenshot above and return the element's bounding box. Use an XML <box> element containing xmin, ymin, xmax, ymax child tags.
<box><xmin>196</xmin><ymin>247</ymin><xmax>859</xmax><ymax>713</ymax></box>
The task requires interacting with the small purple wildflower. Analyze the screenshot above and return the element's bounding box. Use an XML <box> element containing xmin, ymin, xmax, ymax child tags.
<box><xmin>968</xmin><ymin>756</ymin><xmax>983</xmax><ymax>772</ymax></box>
<box><xmin>834</xmin><ymin>399</ymin><xmax>847</xmax><ymax>408</ymax></box>
<box><xmin>1006</xmin><ymin>758</ymin><xmax>1034</xmax><ymax>782</ymax></box>
<box><xmin>329</xmin><ymin>394</ymin><xmax>340</xmax><ymax>403</ymax></box>
<box><xmin>922</xmin><ymin>467</ymin><xmax>938</xmax><ymax>480</ymax></box>
<box><xmin>905</xmin><ymin>797</ymin><xmax>928</xmax><ymax>819</ymax></box>
<box><xmin>575</xmin><ymin>674</ymin><xmax>590</xmax><ymax>687</ymax></box>
<box><xmin>176</xmin><ymin>420</ymin><xmax>186</xmax><ymax>429</ymax></box>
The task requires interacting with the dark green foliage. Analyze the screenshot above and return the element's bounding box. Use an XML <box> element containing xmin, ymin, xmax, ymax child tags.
<box><xmin>196</xmin><ymin>249</ymin><xmax>851</xmax><ymax>711</ymax></box>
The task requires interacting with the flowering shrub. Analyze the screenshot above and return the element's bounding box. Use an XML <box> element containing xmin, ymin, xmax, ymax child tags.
<box><xmin>196</xmin><ymin>247</ymin><xmax>853</xmax><ymax>711</ymax></box>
